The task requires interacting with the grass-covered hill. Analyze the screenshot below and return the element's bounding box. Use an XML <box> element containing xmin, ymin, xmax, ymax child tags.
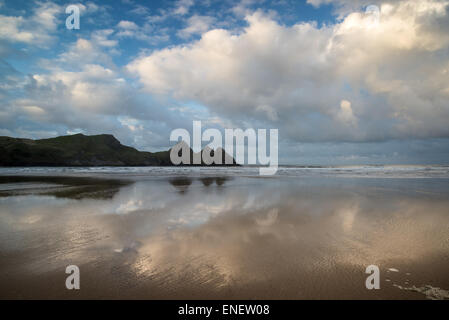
<box><xmin>0</xmin><ymin>133</ymin><xmax>237</xmax><ymax>167</ymax></box>
<box><xmin>0</xmin><ymin>134</ymin><xmax>171</xmax><ymax>166</ymax></box>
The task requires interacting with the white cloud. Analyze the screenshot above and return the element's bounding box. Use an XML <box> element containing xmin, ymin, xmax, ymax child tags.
<box><xmin>0</xmin><ymin>2</ymin><xmax>61</xmax><ymax>46</ymax></box>
<box><xmin>55</xmin><ymin>37</ymin><xmax>116</xmax><ymax>68</ymax></box>
<box><xmin>22</xmin><ymin>105</ymin><xmax>46</xmax><ymax>117</ymax></box>
<box><xmin>129</xmin><ymin>4</ymin><xmax>150</xmax><ymax>15</ymax></box>
<box><xmin>177</xmin><ymin>15</ymin><xmax>215</xmax><ymax>38</ymax></box>
<box><xmin>2</xmin><ymin>23</ymin><xmax>193</xmax><ymax>149</ymax></box>
<box><xmin>92</xmin><ymin>29</ymin><xmax>118</xmax><ymax>48</ymax></box>
<box><xmin>231</xmin><ymin>0</ymin><xmax>258</xmax><ymax>17</ymax></box>
<box><xmin>173</xmin><ymin>0</ymin><xmax>195</xmax><ymax>15</ymax></box>
<box><xmin>118</xmin><ymin>20</ymin><xmax>139</xmax><ymax>30</ymax></box>
<box><xmin>306</xmin><ymin>0</ymin><xmax>333</xmax><ymax>7</ymax></box>
<box><xmin>127</xmin><ymin>1</ymin><xmax>449</xmax><ymax>142</ymax></box>
<box><xmin>116</xmin><ymin>20</ymin><xmax>169</xmax><ymax>44</ymax></box>
<box><xmin>336</xmin><ymin>100</ymin><xmax>357</xmax><ymax>126</ymax></box>
<box><xmin>5</xmin><ymin>60</ymin><xmax>184</xmax><ymax>149</ymax></box>
<box><xmin>75</xmin><ymin>2</ymin><xmax>101</xmax><ymax>14</ymax></box>
<box><xmin>24</xmin><ymin>64</ymin><xmax>125</xmax><ymax>114</ymax></box>
<box><xmin>0</xmin><ymin>15</ymin><xmax>34</xmax><ymax>43</ymax></box>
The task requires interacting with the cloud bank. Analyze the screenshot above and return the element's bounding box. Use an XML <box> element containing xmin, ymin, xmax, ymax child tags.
<box><xmin>128</xmin><ymin>0</ymin><xmax>449</xmax><ymax>143</ymax></box>
<box><xmin>1</xmin><ymin>0</ymin><xmax>449</xmax><ymax>163</ymax></box>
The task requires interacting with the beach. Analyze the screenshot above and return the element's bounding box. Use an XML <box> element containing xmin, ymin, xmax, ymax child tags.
<box><xmin>0</xmin><ymin>166</ymin><xmax>449</xmax><ymax>299</ymax></box>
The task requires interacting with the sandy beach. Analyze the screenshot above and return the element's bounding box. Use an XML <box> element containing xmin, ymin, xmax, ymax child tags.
<box><xmin>0</xmin><ymin>168</ymin><xmax>448</xmax><ymax>299</ymax></box>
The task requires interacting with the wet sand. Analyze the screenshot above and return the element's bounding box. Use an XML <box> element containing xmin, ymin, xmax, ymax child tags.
<box><xmin>0</xmin><ymin>174</ymin><xmax>448</xmax><ymax>299</ymax></box>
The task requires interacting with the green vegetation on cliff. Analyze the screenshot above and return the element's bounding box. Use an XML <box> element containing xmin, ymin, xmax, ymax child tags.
<box><xmin>0</xmin><ymin>134</ymin><xmax>171</xmax><ymax>166</ymax></box>
<box><xmin>0</xmin><ymin>133</ymin><xmax>237</xmax><ymax>167</ymax></box>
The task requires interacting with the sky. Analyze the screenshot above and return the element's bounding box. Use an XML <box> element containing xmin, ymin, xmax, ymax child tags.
<box><xmin>1</xmin><ymin>0</ymin><xmax>449</xmax><ymax>165</ymax></box>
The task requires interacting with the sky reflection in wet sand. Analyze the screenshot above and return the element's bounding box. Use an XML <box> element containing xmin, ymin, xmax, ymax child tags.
<box><xmin>0</xmin><ymin>176</ymin><xmax>448</xmax><ymax>299</ymax></box>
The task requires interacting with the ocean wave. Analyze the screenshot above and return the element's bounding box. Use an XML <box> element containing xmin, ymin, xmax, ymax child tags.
<box><xmin>1</xmin><ymin>165</ymin><xmax>449</xmax><ymax>179</ymax></box>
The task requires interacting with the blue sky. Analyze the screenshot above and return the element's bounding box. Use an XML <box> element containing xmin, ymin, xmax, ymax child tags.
<box><xmin>2</xmin><ymin>0</ymin><xmax>335</xmax><ymax>71</ymax></box>
<box><xmin>1</xmin><ymin>0</ymin><xmax>449</xmax><ymax>164</ymax></box>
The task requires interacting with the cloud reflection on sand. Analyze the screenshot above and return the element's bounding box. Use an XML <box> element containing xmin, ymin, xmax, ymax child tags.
<box><xmin>0</xmin><ymin>176</ymin><xmax>449</xmax><ymax>299</ymax></box>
